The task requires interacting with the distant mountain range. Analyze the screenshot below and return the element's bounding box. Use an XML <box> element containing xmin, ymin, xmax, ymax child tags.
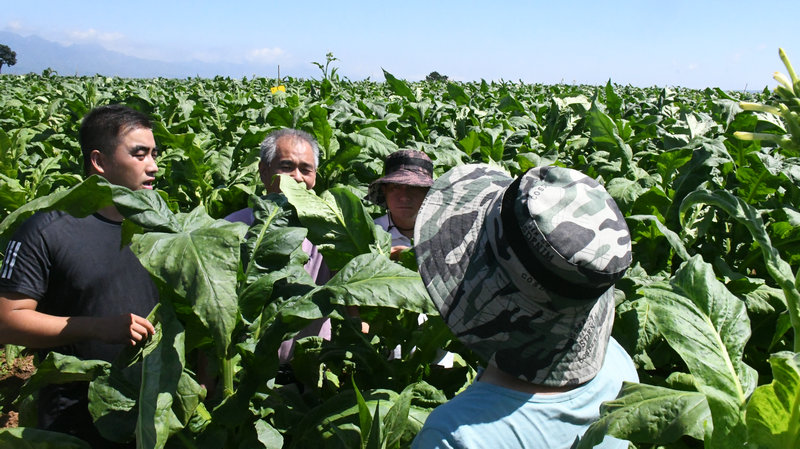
<box><xmin>0</xmin><ymin>31</ymin><xmax>308</xmax><ymax>79</ymax></box>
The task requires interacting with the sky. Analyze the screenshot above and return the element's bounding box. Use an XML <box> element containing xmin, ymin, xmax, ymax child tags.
<box><xmin>3</xmin><ymin>0</ymin><xmax>799</xmax><ymax>90</ymax></box>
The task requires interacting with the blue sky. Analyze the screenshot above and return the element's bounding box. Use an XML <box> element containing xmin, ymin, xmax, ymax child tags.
<box><xmin>3</xmin><ymin>0</ymin><xmax>799</xmax><ymax>89</ymax></box>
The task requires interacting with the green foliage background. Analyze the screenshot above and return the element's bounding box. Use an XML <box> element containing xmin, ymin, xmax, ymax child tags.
<box><xmin>1</xmin><ymin>62</ymin><xmax>799</xmax><ymax>448</ymax></box>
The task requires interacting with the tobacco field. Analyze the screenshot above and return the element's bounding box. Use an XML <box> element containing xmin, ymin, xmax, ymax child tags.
<box><xmin>0</xmin><ymin>50</ymin><xmax>799</xmax><ymax>448</ymax></box>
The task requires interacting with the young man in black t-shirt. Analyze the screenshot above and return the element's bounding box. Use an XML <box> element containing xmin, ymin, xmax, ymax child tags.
<box><xmin>0</xmin><ymin>105</ymin><xmax>160</xmax><ymax>446</ymax></box>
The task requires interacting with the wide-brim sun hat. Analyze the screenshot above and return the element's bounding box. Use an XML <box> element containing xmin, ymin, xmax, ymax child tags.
<box><xmin>367</xmin><ymin>149</ymin><xmax>434</xmax><ymax>207</ymax></box>
<box><xmin>414</xmin><ymin>164</ymin><xmax>632</xmax><ymax>387</ymax></box>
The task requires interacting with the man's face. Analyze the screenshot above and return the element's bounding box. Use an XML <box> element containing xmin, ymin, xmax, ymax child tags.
<box><xmin>93</xmin><ymin>126</ymin><xmax>158</xmax><ymax>191</ymax></box>
<box><xmin>259</xmin><ymin>136</ymin><xmax>317</xmax><ymax>194</ymax></box>
<box><xmin>383</xmin><ymin>183</ymin><xmax>429</xmax><ymax>230</ymax></box>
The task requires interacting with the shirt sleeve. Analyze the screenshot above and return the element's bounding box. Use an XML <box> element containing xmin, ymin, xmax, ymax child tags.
<box><xmin>0</xmin><ymin>215</ymin><xmax>52</xmax><ymax>300</ymax></box>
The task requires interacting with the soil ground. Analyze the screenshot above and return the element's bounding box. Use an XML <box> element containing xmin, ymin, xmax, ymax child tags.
<box><xmin>0</xmin><ymin>348</ymin><xmax>35</xmax><ymax>428</ymax></box>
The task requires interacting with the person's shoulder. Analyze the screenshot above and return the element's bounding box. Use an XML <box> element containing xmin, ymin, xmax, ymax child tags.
<box><xmin>419</xmin><ymin>383</ymin><xmax>485</xmax><ymax>428</ymax></box>
<box><xmin>224</xmin><ymin>207</ymin><xmax>254</xmax><ymax>225</ymax></box>
<box><xmin>599</xmin><ymin>337</ymin><xmax>639</xmax><ymax>383</ymax></box>
<box><xmin>374</xmin><ymin>214</ymin><xmax>390</xmax><ymax>228</ymax></box>
<box><xmin>414</xmin><ymin>385</ymin><xmax>494</xmax><ymax>449</ymax></box>
<box><xmin>12</xmin><ymin>210</ymin><xmax>70</xmax><ymax>236</ymax></box>
<box><xmin>414</xmin><ymin>403</ymin><xmax>462</xmax><ymax>449</ymax></box>
<box><xmin>412</xmin><ymin>426</ymin><xmax>460</xmax><ymax>449</ymax></box>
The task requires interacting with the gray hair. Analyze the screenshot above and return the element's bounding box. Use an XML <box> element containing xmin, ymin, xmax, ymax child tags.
<box><xmin>260</xmin><ymin>128</ymin><xmax>320</xmax><ymax>168</ymax></box>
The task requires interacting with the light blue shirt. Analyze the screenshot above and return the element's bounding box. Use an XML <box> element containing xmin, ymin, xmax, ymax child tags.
<box><xmin>412</xmin><ymin>338</ymin><xmax>638</xmax><ymax>449</ymax></box>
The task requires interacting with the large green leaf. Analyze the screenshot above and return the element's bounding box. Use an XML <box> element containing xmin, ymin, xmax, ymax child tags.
<box><xmin>627</xmin><ymin>214</ymin><xmax>692</xmax><ymax>262</ymax></box>
<box><xmin>0</xmin><ymin>173</ymin><xmax>28</xmax><ymax>215</ymax></box>
<box><xmin>255</xmin><ymin>419</ymin><xmax>284</xmax><ymax>448</ymax></box>
<box><xmin>135</xmin><ymin>303</ymin><xmax>187</xmax><ymax>449</ymax></box>
<box><xmin>112</xmin><ymin>187</ymin><xmax>182</xmax><ymax>233</ymax></box>
<box><xmin>0</xmin><ymin>428</ymin><xmax>91</xmax><ymax>449</ymax></box>
<box><xmin>322</xmin><ymin>253</ymin><xmax>435</xmax><ymax>314</ymax></box>
<box><xmin>239</xmin><ymin>193</ymin><xmax>294</xmax><ymax>273</ymax></box>
<box><xmin>88</xmin><ymin>367</ymin><xmax>140</xmax><ymax>443</ymax></box>
<box><xmin>681</xmin><ymin>189</ymin><xmax>800</xmax><ymax>352</ymax></box>
<box><xmin>281</xmin><ymin>176</ymin><xmax>383</xmax><ymax>270</ymax></box>
<box><xmin>735</xmin><ymin>152</ymin><xmax>784</xmax><ymax>204</ymax></box>
<box><xmin>604</xmin><ymin>79</ymin><xmax>622</xmax><ymax>117</ymax></box>
<box><xmin>746</xmin><ymin>351</ymin><xmax>800</xmax><ymax>449</ymax></box>
<box><xmin>577</xmin><ymin>382</ymin><xmax>710</xmax><ymax>448</ymax></box>
<box><xmin>666</xmin><ymin>137</ymin><xmax>733</xmax><ymax>227</ymax></box>
<box><xmin>445</xmin><ymin>83</ymin><xmax>470</xmax><ymax>106</ymax></box>
<box><xmin>344</xmin><ymin>127</ymin><xmax>399</xmax><ymax>160</ymax></box>
<box><xmin>382</xmin><ymin>70</ymin><xmax>416</xmax><ymax>102</ymax></box>
<box><xmin>0</xmin><ymin>175</ymin><xmax>113</xmax><ymax>242</ymax></box>
<box><xmin>239</xmin><ymin>226</ymin><xmax>312</xmax><ymax>324</ymax></box>
<box><xmin>586</xmin><ymin>100</ymin><xmax>633</xmax><ymax>173</ymax></box>
<box><xmin>308</xmin><ymin>104</ymin><xmax>334</xmax><ymax>159</ymax></box>
<box><xmin>130</xmin><ymin>206</ymin><xmax>244</xmax><ymax>359</ymax></box>
<box><xmin>604</xmin><ymin>178</ymin><xmax>649</xmax><ymax>214</ymax></box>
<box><xmin>382</xmin><ymin>382</ymin><xmax>416</xmax><ymax>448</ymax></box>
<box><xmin>288</xmin><ymin>388</ymin><xmax>398</xmax><ymax>449</ymax></box>
<box><xmin>18</xmin><ymin>353</ymin><xmax>109</xmax><ymax>401</ymax></box>
<box><xmin>642</xmin><ymin>255</ymin><xmax>756</xmax><ymax>446</ymax></box>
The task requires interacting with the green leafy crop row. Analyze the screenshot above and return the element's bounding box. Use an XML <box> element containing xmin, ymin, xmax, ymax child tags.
<box><xmin>0</xmin><ymin>49</ymin><xmax>798</xmax><ymax>448</ymax></box>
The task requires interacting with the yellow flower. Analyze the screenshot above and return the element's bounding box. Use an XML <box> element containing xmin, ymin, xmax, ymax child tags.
<box><xmin>270</xmin><ymin>85</ymin><xmax>286</xmax><ymax>94</ymax></box>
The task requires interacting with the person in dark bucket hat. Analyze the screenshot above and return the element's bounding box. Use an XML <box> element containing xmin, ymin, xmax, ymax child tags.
<box><xmin>411</xmin><ymin>164</ymin><xmax>638</xmax><ymax>449</ymax></box>
<box><xmin>369</xmin><ymin>149</ymin><xmax>434</xmax><ymax>250</ymax></box>
<box><xmin>369</xmin><ymin>149</ymin><xmax>455</xmax><ymax>367</ymax></box>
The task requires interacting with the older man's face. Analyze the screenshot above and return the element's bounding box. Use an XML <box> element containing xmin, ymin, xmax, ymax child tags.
<box><xmin>259</xmin><ymin>136</ymin><xmax>317</xmax><ymax>194</ymax></box>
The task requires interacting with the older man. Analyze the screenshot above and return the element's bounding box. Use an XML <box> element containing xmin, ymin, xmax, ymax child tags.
<box><xmin>225</xmin><ymin>128</ymin><xmax>331</xmax><ymax>363</ymax></box>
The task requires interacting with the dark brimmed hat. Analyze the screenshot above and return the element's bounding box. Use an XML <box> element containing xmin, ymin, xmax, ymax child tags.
<box><xmin>367</xmin><ymin>150</ymin><xmax>434</xmax><ymax>207</ymax></box>
<box><xmin>414</xmin><ymin>164</ymin><xmax>632</xmax><ymax>386</ymax></box>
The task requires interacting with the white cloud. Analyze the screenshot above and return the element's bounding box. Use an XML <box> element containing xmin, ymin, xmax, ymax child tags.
<box><xmin>3</xmin><ymin>21</ymin><xmax>40</xmax><ymax>37</ymax></box>
<box><xmin>5</xmin><ymin>21</ymin><xmax>23</xmax><ymax>32</ymax></box>
<box><xmin>60</xmin><ymin>28</ymin><xmax>165</xmax><ymax>61</ymax></box>
<box><xmin>246</xmin><ymin>47</ymin><xmax>285</xmax><ymax>63</ymax></box>
<box><xmin>65</xmin><ymin>28</ymin><xmax>124</xmax><ymax>44</ymax></box>
<box><xmin>184</xmin><ymin>50</ymin><xmax>225</xmax><ymax>63</ymax></box>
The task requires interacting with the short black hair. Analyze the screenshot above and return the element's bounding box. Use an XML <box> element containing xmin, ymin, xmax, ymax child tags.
<box><xmin>79</xmin><ymin>104</ymin><xmax>152</xmax><ymax>175</ymax></box>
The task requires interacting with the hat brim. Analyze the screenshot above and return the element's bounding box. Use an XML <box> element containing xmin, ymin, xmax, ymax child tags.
<box><xmin>367</xmin><ymin>170</ymin><xmax>435</xmax><ymax>207</ymax></box>
<box><xmin>414</xmin><ymin>164</ymin><xmax>613</xmax><ymax>386</ymax></box>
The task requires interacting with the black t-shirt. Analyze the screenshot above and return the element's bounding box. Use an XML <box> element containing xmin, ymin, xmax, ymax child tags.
<box><xmin>1</xmin><ymin>210</ymin><xmax>158</xmax><ymax>362</ymax></box>
<box><xmin>0</xmin><ymin>211</ymin><xmax>158</xmax><ymax>445</ymax></box>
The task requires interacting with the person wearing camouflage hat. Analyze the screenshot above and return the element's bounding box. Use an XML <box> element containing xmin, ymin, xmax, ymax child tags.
<box><xmin>368</xmin><ymin>149</ymin><xmax>434</xmax><ymax>250</ymax></box>
<box><xmin>411</xmin><ymin>164</ymin><xmax>638</xmax><ymax>449</ymax></box>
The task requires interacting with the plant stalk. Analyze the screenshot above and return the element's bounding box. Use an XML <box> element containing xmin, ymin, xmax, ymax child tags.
<box><xmin>222</xmin><ymin>355</ymin><xmax>235</xmax><ymax>398</ymax></box>
<box><xmin>793</xmin><ymin>274</ymin><xmax>800</xmax><ymax>352</ymax></box>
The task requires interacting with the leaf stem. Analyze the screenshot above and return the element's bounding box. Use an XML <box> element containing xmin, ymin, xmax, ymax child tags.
<box><xmin>223</xmin><ymin>356</ymin><xmax>235</xmax><ymax>398</ymax></box>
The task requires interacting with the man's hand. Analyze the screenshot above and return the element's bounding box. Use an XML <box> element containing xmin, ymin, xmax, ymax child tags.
<box><xmin>98</xmin><ymin>313</ymin><xmax>156</xmax><ymax>346</ymax></box>
<box><xmin>390</xmin><ymin>245</ymin><xmax>410</xmax><ymax>261</ymax></box>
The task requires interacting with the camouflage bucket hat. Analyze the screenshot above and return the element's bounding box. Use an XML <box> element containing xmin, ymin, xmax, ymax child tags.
<box><xmin>367</xmin><ymin>150</ymin><xmax>434</xmax><ymax>207</ymax></box>
<box><xmin>414</xmin><ymin>164</ymin><xmax>632</xmax><ymax>386</ymax></box>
